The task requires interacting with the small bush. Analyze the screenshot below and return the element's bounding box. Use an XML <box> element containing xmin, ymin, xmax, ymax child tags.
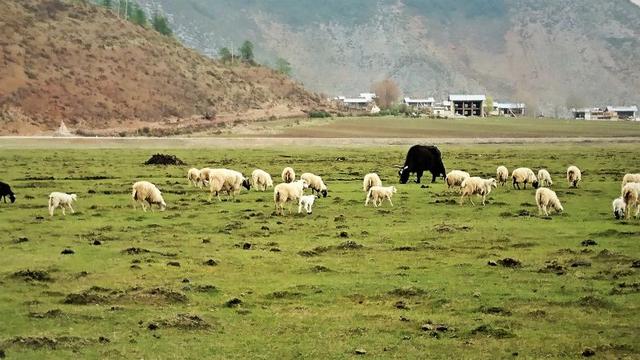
<box><xmin>309</xmin><ymin>111</ymin><xmax>331</xmax><ymax>118</ymax></box>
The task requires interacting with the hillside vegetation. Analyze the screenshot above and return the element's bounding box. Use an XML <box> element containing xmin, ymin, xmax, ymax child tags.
<box><xmin>0</xmin><ymin>0</ymin><xmax>326</xmax><ymax>135</ymax></box>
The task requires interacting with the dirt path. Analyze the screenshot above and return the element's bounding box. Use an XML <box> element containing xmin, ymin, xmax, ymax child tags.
<box><xmin>1</xmin><ymin>136</ymin><xmax>640</xmax><ymax>149</ymax></box>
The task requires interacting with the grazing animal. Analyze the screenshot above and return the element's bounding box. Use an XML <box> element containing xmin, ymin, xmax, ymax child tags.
<box><xmin>566</xmin><ymin>166</ymin><xmax>582</xmax><ymax>188</ymax></box>
<box><xmin>496</xmin><ymin>166</ymin><xmax>509</xmax><ymax>186</ymax></box>
<box><xmin>281</xmin><ymin>167</ymin><xmax>296</xmax><ymax>183</ymax></box>
<box><xmin>622</xmin><ymin>182</ymin><xmax>640</xmax><ymax>219</ymax></box>
<box><xmin>363</xmin><ymin>173</ymin><xmax>382</xmax><ymax>192</ymax></box>
<box><xmin>187</xmin><ymin>168</ymin><xmax>203</xmax><ymax>188</ymax></box>
<box><xmin>300</xmin><ymin>173</ymin><xmax>328</xmax><ymax>197</ymax></box>
<box><xmin>612</xmin><ymin>197</ymin><xmax>626</xmax><ymax>220</ymax></box>
<box><xmin>537</xmin><ymin>169</ymin><xmax>553</xmax><ymax>187</ymax></box>
<box><xmin>48</xmin><ymin>192</ymin><xmax>77</xmax><ymax>216</ymax></box>
<box><xmin>445</xmin><ymin>170</ymin><xmax>471</xmax><ymax>190</ymax></box>
<box><xmin>365</xmin><ymin>186</ymin><xmax>397</xmax><ymax>207</ymax></box>
<box><xmin>622</xmin><ymin>173</ymin><xmax>640</xmax><ymax>187</ymax></box>
<box><xmin>202</xmin><ymin>169</ymin><xmax>251</xmax><ymax>201</ymax></box>
<box><xmin>535</xmin><ymin>187</ymin><xmax>563</xmax><ymax>216</ymax></box>
<box><xmin>398</xmin><ymin>145</ymin><xmax>446</xmax><ymax>184</ymax></box>
<box><xmin>460</xmin><ymin>177</ymin><xmax>497</xmax><ymax>206</ymax></box>
<box><xmin>132</xmin><ymin>181</ymin><xmax>166</xmax><ymax>212</ymax></box>
<box><xmin>0</xmin><ymin>181</ymin><xmax>16</xmax><ymax>203</ymax></box>
<box><xmin>511</xmin><ymin>168</ymin><xmax>539</xmax><ymax>190</ymax></box>
<box><xmin>274</xmin><ymin>180</ymin><xmax>308</xmax><ymax>215</ymax></box>
<box><xmin>298</xmin><ymin>195</ymin><xmax>317</xmax><ymax>214</ymax></box>
<box><xmin>251</xmin><ymin>169</ymin><xmax>274</xmax><ymax>191</ymax></box>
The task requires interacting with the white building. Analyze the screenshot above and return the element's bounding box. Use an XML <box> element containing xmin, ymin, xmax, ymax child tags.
<box><xmin>403</xmin><ymin>97</ymin><xmax>435</xmax><ymax>109</ymax></box>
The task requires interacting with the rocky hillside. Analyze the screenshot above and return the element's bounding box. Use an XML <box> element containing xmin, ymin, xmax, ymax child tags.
<box><xmin>0</xmin><ymin>0</ymin><xmax>326</xmax><ymax>135</ymax></box>
<box><xmin>141</xmin><ymin>0</ymin><xmax>640</xmax><ymax>114</ymax></box>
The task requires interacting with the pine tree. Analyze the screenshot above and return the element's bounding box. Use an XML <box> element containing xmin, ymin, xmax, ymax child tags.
<box><xmin>239</xmin><ymin>40</ymin><xmax>254</xmax><ymax>64</ymax></box>
<box><xmin>151</xmin><ymin>10</ymin><xmax>172</xmax><ymax>36</ymax></box>
<box><xmin>275</xmin><ymin>57</ymin><xmax>292</xmax><ymax>76</ymax></box>
<box><xmin>130</xmin><ymin>3</ymin><xmax>147</xmax><ymax>26</ymax></box>
<box><xmin>218</xmin><ymin>47</ymin><xmax>232</xmax><ymax>64</ymax></box>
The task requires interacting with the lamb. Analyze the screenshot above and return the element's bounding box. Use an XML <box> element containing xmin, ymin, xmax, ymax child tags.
<box><xmin>365</xmin><ymin>186</ymin><xmax>397</xmax><ymax>207</ymax></box>
<box><xmin>274</xmin><ymin>179</ymin><xmax>308</xmax><ymax>215</ymax></box>
<box><xmin>621</xmin><ymin>182</ymin><xmax>640</xmax><ymax>219</ymax></box>
<box><xmin>445</xmin><ymin>170</ymin><xmax>470</xmax><ymax>190</ymax></box>
<box><xmin>131</xmin><ymin>181</ymin><xmax>166</xmax><ymax>212</ymax></box>
<box><xmin>0</xmin><ymin>181</ymin><xmax>16</xmax><ymax>203</ymax></box>
<box><xmin>187</xmin><ymin>168</ymin><xmax>203</xmax><ymax>188</ymax></box>
<box><xmin>48</xmin><ymin>192</ymin><xmax>78</xmax><ymax>216</ymax></box>
<box><xmin>363</xmin><ymin>173</ymin><xmax>382</xmax><ymax>192</ymax></box>
<box><xmin>300</xmin><ymin>172</ymin><xmax>328</xmax><ymax>197</ymax></box>
<box><xmin>566</xmin><ymin>166</ymin><xmax>582</xmax><ymax>188</ymax></box>
<box><xmin>622</xmin><ymin>173</ymin><xmax>640</xmax><ymax>187</ymax></box>
<box><xmin>496</xmin><ymin>166</ymin><xmax>509</xmax><ymax>186</ymax></box>
<box><xmin>251</xmin><ymin>169</ymin><xmax>273</xmax><ymax>191</ymax></box>
<box><xmin>281</xmin><ymin>167</ymin><xmax>295</xmax><ymax>183</ymax></box>
<box><xmin>460</xmin><ymin>177</ymin><xmax>497</xmax><ymax>206</ymax></box>
<box><xmin>298</xmin><ymin>195</ymin><xmax>317</xmax><ymax>214</ymax></box>
<box><xmin>511</xmin><ymin>168</ymin><xmax>539</xmax><ymax>189</ymax></box>
<box><xmin>537</xmin><ymin>169</ymin><xmax>553</xmax><ymax>187</ymax></box>
<box><xmin>612</xmin><ymin>197</ymin><xmax>626</xmax><ymax>220</ymax></box>
<box><xmin>535</xmin><ymin>187</ymin><xmax>564</xmax><ymax>216</ymax></box>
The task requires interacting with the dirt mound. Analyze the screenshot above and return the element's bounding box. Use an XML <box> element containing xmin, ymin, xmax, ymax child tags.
<box><xmin>12</xmin><ymin>269</ymin><xmax>52</xmax><ymax>282</ymax></box>
<box><xmin>155</xmin><ymin>314</ymin><xmax>212</xmax><ymax>330</ymax></box>
<box><xmin>144</xmin><ymin>154</ymin><xmax>185</xmax><ymax>166</ymax></box>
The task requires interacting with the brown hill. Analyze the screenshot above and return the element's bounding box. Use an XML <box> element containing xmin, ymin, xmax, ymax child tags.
<box><xmin>0</xmin><ymin>0</ymin><xmax>327</xmax><ymax>135</ymax></box>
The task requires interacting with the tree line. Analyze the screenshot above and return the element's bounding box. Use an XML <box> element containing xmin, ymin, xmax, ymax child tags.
<box><xmin>218</xmin><ymin>41</ymin><xmax>292</xmax><ymax>76</ymax></box>
<box><xmin>96</xmin><ymin>0</ymin><xmax>172</xmax><ymax>36</ymax></box>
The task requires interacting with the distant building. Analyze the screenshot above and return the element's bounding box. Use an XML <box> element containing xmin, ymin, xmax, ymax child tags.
<box><xmin>334</xmin><ymin>94</ymin><xmax>376</xmax><ymax>110</ymax></box>
<box><xmin>449</xmin><ymin>95</ymin><xmax>486</xmax><ymax>117</ymax></box>
<box><xmin>605</xmin><ymin>106</ymin><xmax>638</xmax><ymax>120</ymax></box>
<box><xmin>432</xmin><ymin>100</ymin><xmax>453</xmax><ymax>118</ymax></box>
<box><xmin>493</xmin><ymin>102</ymin><xmax>526</xmax><ymax>117</ymax></box>
<box><xmin>572</xmin><ymin>107</ymin><xmax>631</xmax><ymax>120</ymax></box>
<box><xmin>403</xmin><ymin>97</ymin><xmax>435</xmax><ymax>109</ymax></box>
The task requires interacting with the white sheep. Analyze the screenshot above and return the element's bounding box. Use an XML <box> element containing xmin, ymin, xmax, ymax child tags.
<box><xmin>511</xmin><ymin>168</ymin><xmax>539</xmax><ymax>189</ymax></box>
<box><xmin>281</xmin><ymin>167</ymin><xmax>295</xmax><ymax>183</ymax></box>
<box><xmin>365</xmin><ymin>186</ymin><xmax>397</xmax><ymax>207</ymax></box>
<box><xmin>132</xmin><ymin>181</ymin><xmax>166</xmax><ymax>212</ymax></box>
<box><xmin>621</xmin><ymin>182</ymin><xmax>640</xmax><ymax>219</ymax></box>
<box><xmin>300</xmin><ymin>172</ymin><xmax>328</xmax><ymax>197</ymax></box>
<box><xmin>496</xmin><ymin>166</ymin><xmax>509</xmax><ymax>186</ymax></box>
<box><xmin>612</xmin><ymin>197</ymin><xmax>626</xmax><ymax>220</ymax></box>
<box><xmin>537</xmin><ymin>169</ymin><xmax>553</xmax><ymax>187</ymax></box>
<box><xmin>622</xmin><ymin>173</ymin><xmax>640</xmax><ymax>187</ymax></box>
<box><xmin>445</xmin><ymin>170</ymin><xmax>470</xmax><ymax>190</ymax></box>
<box><xmin>535</xmin><ymin>187</ymin><xmax>563</xmax><ymax>216</ymax></box>
<box><xmin>460</xmin><ymin>177</ymin><xmax>497</xmax><ymax>206</ymax></box>
<box><xmin>567</xmin><ymin>166</ymin><xmax>582</xmax><ymax>188</ymax></box>
<box><xmin>223</xmin><ymin>169</ymin><xmax>251</xmax><ymax>197</ymax></box>
<box><xmin>187</xmin><ymin>168</ymin><xmax>203</xmax><ymax>188</ymax></box>
<box><xmin>298</xmin><ymin>195</ymin><xmax>317</xmax><ymax>214</ymax></box>
<box><xmin>274</xmin><ymin>179</ymin><xmax>308</xmax><ymax>215</ymax></box>
<box><xmin>48</xmin><ymin>192</ymin><xmax>77</xmax><ymax>216</ymax></box>
<box><xmin>363</xmin><ymin>173</ymin><xmax>382</xmax><ymax>192</ymax></box>
<box><xmin>251</xmin><ymin>169</ymin><xmax>273</xmax><ymax>191</ymax></box>
<box><xmin>198</xmin><ymin>168</ymin><xmax>213</xmax><ymax>187</ymax></box>
<box><xmin>202</xmin><ymin>168</ymin><xmax>251</xmax><ymax>201</ymax></box>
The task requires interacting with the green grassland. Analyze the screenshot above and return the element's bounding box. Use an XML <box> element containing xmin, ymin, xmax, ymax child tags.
<box><xmin>0</xmin><ymin>144</ymin><xmax>639</xmax><ymax>359</ymax></box>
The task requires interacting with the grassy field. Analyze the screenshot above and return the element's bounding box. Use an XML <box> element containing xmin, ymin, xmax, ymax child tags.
<box><xmin>0</xmin><ymin>144</ymin><xmax>639</xmax><ymax>359</ymax></box>
<box><xmin>220</xmin><ymin>116</ymin><xmax>640</xmax><ymax>139</ymax></box>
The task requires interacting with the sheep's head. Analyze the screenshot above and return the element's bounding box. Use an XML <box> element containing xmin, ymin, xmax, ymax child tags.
<box><xmin>391</xmin><ymin>186</ymin><xmax>398</xmax><ymax>194</ymax></box>
<box><xmin>489</xmin><ymin>179</ymin><xmax>497</xmax><ymax>188</ymax></box>
<box><xmin>532</xmin><ymin>180</ymin><xmax>539</xmax><ymax>189</ymax></box>
<box><xmin>555</xmin><ymin>201</ymin><xmax>564</xmax><ymax>213</ymax></box>
<box><xmin>160</xmin><ymin>200</ymin><xmax>167</xmax><ymax>211</ymax></box>
<box><xmin>242</xmin><ymin>178</ymin><xmax>251</xmax><ymax>190</ymax></box>
<box><xmin>614</xmin><ymin>208</ymin><xmax>624</xmax><ymax>220</ymax></box>
<box><xmin>71</xmin><ymin>194</ymin><xmax>78</xmax><ymax>202</ymax></box>
<box><xmin>321</xmin><ymin>189</ymin><xmax>328</xmax><ymax>198</ymax></box>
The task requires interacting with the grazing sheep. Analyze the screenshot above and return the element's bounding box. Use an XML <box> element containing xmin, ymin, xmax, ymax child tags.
<box><xmin>207</xmin><ymin>171</ymin><xmax>228</xmax><ymax>202</ymax></box>
<box><xmin>622</xmin><ymin>173</ymin><xmax>640</xmax><ymax>187</ymax></box>
<box><xmin>223</xmin><ymin>169</ymin><xmax>251</xmax><ymax>197</ymax></box>
<box><xmin>132</xmin><ymin>181</ymin><xmax>166</xmax><ymax>212</ymax></box>
<box><xmin>282</xmin><ymin>167</ymin><xmax>295</xmax><ymax>183</ymax></box>
<box><xmin>445</xmin><ymin>170</ymin><xmax>471</xmax><ymax>190</ymax></box>
<box><xmin>460</xmin><ymin>177</ymin><xmax>497</xmax><ymax>206</ymax></box>
<box><xmin>274</xmin><ymin>180</ymin><xmax>308</xmax><ymax>215</ymax></box>
<box><xmin>512</xmin><ymin>168</ymin><xmax>539</xmax><ymax>190</ymax></box>
<box><xmin>202</xmin><ymin>169</ymin><xmax>251</xmax><ymax>201</ymax></box>
<box><xmin>0</xmin><ymin>181</ymin><xmax>16</xmax><ymax>203</ymax></box>
<box><xmin>187</xmin><ymin>168</ymin><xmax>203</xmax><ymax>188</ymax></box>
<box><xmin>298</xmin><ymin>195</ymin><xmax>317</xmax><ymax>214</ymax></box>
<box><xmin>535</xmin><ymin>187</ymin><xmax>563</xmax><ymax>216</ymax></box>
<box><xmin>537</xmin><ymin>169</ymin><xmax>553</xmax><ymax>187</ymax></box>
<box><xmin>300</xmin><ymin>172</ymin><xmax>328</xmax><ymax>197</ymax></box>
<box><xmin>363</xmin><ymin>173</ymin><xmax>382</xmax><ymax>192</ymax></box>
<box><xmin>622</xmin><ymin>182</ymin><xmax>640</xmax><ymax>219</ymax></box>
<box><xmin>567</xmin><ymin>166</ymin><xmax>582</xmax><ymax>188</ymax></box>
<box><xmin>612</xmin><ymin>197</ymin><xmax>626</xmax><ymax>220</ymax></box>
<box><xmin>496</xmin><ymin>166</ymin><xmax>509</xmax><ymax>186</ymax></box>
<box><xmin>251</xmin><ymin>169</ymin><xmax>273</xmax><ymax>191</ymax></box>
<box><xmin>48</xmin><ymin>192</ymin><xmax>77</xmax><ymax>216</ymax></box>
<box><xmin>365</xmin><ymin>186</ymin><xmax>397</xmax><ymax>207</ymax></box>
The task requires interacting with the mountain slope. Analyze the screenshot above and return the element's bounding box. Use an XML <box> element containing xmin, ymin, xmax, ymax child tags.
<box><xmin>0</xmin><ymin>0</ymin><xmax>326</xmax><ymax>135</ymax></box>
<box><xmin>142</xmin><ymin>0</ymin><xmax>640</xmax><ymax>114</ymax></box>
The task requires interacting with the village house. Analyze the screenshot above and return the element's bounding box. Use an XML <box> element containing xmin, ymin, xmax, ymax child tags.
<box><xmin>606</xmin><ymin>106</ymin><xmax>638</xmax><ymax>120</ymax></box>
<box><xmin>432</xmin><ymin>100</ymin><xmax>453</xmax><ymax>118</ymax></box>
<box><xmin>492</xmin><ymin>102</ymin><xmax>526</xmax><ymax>117</ymax></box>
<box><xmin>572</xmin><ymin>106</ymin><xmax>638</xmax><ymax>120</ymax></box>
<box><xmin>403</xmin><ymin>97</ymin><xmax>435</xmax><ymax>109</ymax></box>
<box><xmin>449</xmin><ymin>94</ymin><xmax>486</xmax><ymax>117</ymax></box>
<box><xmin>334</xmin><ymin>93</ymin><xmax>378</xmax><ymax>112</ymax></box>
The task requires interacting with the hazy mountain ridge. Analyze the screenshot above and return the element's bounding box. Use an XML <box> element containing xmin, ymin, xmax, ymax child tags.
<box><xmin>141</xmin><ymin>0</ymin><xmax>640</xmax><ymax>113</ymax></box>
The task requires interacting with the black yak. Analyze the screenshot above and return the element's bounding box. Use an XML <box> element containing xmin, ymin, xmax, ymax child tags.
<box><xmin>398</xmin><ymin>145</ymin><xmax>446</xmax><ymax>184</ymax></box>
